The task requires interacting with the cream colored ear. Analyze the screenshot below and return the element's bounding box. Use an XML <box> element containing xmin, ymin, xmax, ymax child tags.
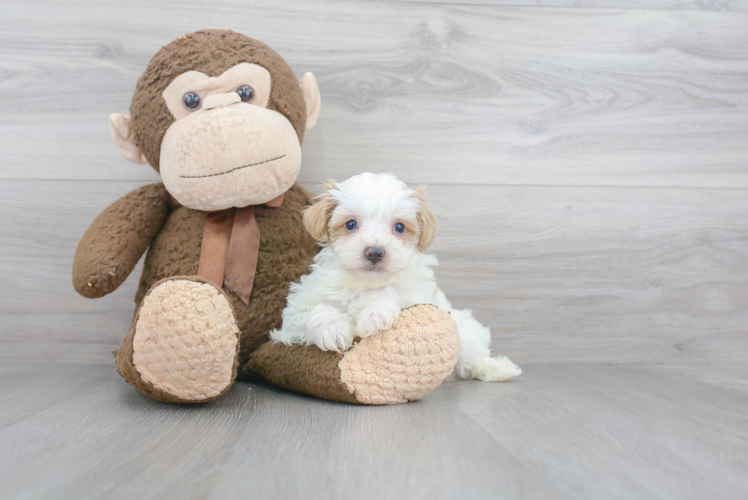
<box><xmin>412</xmin><ymin>186</ymin><xmax>439</xmax><ymax>252</ymax></box>
<box><xmin>300</xmin><ymin>72</ymin><xmax>321</xmax><ymax>130</ymax></box>
<box><xmin>303</xmin><ymin>181</ymin><xmax>337</xmax><ymax>242</ymax></box>
<box><xmin>109</xmin><ymin>113</ymin><xmax>148</xmax><ymax>164</ymax></box>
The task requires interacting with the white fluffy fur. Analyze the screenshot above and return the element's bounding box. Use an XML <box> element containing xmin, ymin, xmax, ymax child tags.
<box><xmin>271</xmin><ymin>173</ymin><xmax>521</xmax><ymax>382</ymax></box>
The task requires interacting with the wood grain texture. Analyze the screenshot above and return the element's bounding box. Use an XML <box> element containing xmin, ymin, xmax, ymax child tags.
<box><xmin>2</xmin><ymin>180</ymin><xmax>746</xmax><ymax>365</ymax></box>
<box><xmin>396</xmin><ymin>0</ymin><xmax>748</xmax><ymax>12</ymax></box>
<box><xmin>1</xmin><ymin>1</ymin><xmax>747</xmax><ymax>187</ymax></box>
<box><xmin>2</xmin><ymin>2</ymin><xmax>746</xmax><ymax>498</ymax></box>
<box><xmin>0</xmin><ymin>363</ymin><xmax>746</xmax><ymax>499</ymax></box>
<box><xmin>1</xmin><ymin>0</ymin><xmax>747</xmax><ymax>366</ymax></box>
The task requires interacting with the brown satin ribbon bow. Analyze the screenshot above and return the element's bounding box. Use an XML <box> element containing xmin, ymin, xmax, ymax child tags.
<box><xmin>197</xmin><ymin>194</ymin><xmax>284</xmax><ymax>305</ymax></box>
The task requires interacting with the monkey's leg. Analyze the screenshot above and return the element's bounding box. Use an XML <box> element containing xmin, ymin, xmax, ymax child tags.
<box><xmin>245</xmin><ymin>305</ymin><xmax>460</xmax><ymax>405</ymax></box>
<box><xmin>115</xmin><ymin>276</ymin><xmax>240</xmax><ymax>404</ymax></box>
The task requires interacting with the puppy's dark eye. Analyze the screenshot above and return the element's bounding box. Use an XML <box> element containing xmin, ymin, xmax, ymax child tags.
<box><xmin>345</xmin><ymin>220</ymin><xmax>358</xmax><ymax>231</ymax></box>
<box><xmin>394</xmin><ymin>223</ymin><xmax>405</xmax><ymax>234</ymax></box>
<box><xmin>236</xmin><ymin>85</ymin><xmax>254</xmax><ymax>103</ymax></box>
<box><xmin>183</xmin><ymin>92</ymin><xmax>201</xmax><ymax>110</ymax></box>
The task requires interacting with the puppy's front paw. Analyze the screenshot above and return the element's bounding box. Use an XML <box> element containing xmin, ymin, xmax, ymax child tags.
<box><xmin>314</xmin><ymin>320</ymin><xmax>354</xmax><ymax>352</ymax></box>
<box><xmin>307</xmin><ymin>305</ymin><xmax>354</xmax><ymax>352</ymax></box>
<box><xmin>467</xmin><ymin>356</ymin><xmax>522</xmax><ymax>382</ymax></box>
<box><xmin>356</xmin><ymin>299</ymin><xmax>402</xmax><ymax>338</ymax></box>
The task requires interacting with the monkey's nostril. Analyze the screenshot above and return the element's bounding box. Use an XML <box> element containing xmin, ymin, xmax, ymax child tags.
<box><xmin>364</xmin><ymin>247</ymin><xmax>385</xmax><ymax>263</ymax></box>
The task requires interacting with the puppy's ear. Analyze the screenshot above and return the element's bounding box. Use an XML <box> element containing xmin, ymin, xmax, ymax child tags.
<box><xmin>412</xmin><ymin>186</ymin><xmax>438</xmax><ymax>252</ymax></box>
<box><xmin>303</xmin><ymin>181</ymin><xmax>338</xmax><ymax>242</ymax></box>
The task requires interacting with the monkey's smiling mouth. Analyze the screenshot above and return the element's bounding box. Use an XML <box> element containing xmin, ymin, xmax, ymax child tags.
<box><xmin>179</xmin><ymin>154</ymin><xmax>286</xmax><ymax>179</ymax></box>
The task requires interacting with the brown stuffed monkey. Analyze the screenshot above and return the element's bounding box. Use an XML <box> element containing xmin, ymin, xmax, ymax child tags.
<box><xmin>73</xmin><ymin>30</ymin><xmax>459</xmax><ymax>405</ymax></box>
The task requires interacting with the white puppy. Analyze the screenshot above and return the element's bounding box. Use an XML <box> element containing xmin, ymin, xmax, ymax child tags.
<box><xmin>270</xmin><ymin>173</ymin><xmax>521</xmax><ymax>382</ymax></box>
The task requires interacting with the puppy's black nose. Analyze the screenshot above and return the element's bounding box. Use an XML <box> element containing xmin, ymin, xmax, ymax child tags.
<box><xmin>364</xmin><ymin>247</ymin><xmax>385</xmax><ymax>263</ymax></box>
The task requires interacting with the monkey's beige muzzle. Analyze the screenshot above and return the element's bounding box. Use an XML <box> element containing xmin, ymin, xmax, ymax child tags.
<box><xmin>159</xmin><ymin>103</ymin><xmax>302</xmax><ymax>211</ymax></box>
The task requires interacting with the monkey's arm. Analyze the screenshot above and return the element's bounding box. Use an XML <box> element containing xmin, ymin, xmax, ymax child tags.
<box><xmin>73</xmin><ymin>183</ymin><xmax>170</xmax><ymax>298</ymax></box>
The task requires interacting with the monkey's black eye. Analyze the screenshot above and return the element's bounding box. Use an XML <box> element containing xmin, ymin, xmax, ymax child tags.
<box><xmin>183</xmin><ymin>92</ymin><xmax>201</xmax><ymax>111</ymax></box>
<box><xmin>236</xmin><ymin>85</ymin><xmax>254</xmax><ymax>103</ymax></box>
<box><xmin>345</xmin><ymin>220</ymin><xmax>358</xmax><ymax>231</ymax></box>
<box><xmin>394</xmin><ymin>223</ymin><xmax>405</xmax><ymax>234</ymax></box>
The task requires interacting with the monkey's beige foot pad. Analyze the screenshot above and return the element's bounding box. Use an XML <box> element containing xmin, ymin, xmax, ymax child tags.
<box><xmin>116</xmin><ymin>276</ymin><xmax>240</xmax><ymax>404</ymax></box>
<box><xmin>246</xmin><ymin>305</ymin><xmax>460</xmax><ymax>405</ymax></box>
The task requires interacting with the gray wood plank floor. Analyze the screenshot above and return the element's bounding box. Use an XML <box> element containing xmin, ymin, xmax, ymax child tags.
<box><xmin>1</xmin><ymin>363</ymin><xmax>746</xmax><ymax>500</ymax></box>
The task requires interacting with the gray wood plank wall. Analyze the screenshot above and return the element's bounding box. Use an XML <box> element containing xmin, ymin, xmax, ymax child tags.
<box><xmin>1</xmin><ymin>0</ymin><xmax>746</xmax><ymax>365</ymax></box>
<box><xmin>396</xmin><ymin>0</ymin><xmax>748</xmax><ymax>11</ymax></box>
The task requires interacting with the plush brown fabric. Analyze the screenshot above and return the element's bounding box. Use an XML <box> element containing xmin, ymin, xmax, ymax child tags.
<box><xmin>247</xmin><ymin>305</ymin><xmax>461</xmax><ymax>405</ymax></box>
<box><xmin>75</xmin><ymin>181</ymin><xmax>317</xmax><ymax>397</ymax></box>
<box><xmin>75</xmin><ymin>30</ymin><xmax>457</xmax><ymax>405</ymax></box>
<box><xmin>133</xmin><ymin>182</ymin><xmax>319</xmax><ymax>370</ymax></box>
<box><xmin>73</xmin><ymin>183</ymin><xmax>170</xmax><ymax>298</ymax></box>
<box><xmin>130</xmin><ymin>29</ymin><xmax>307</xmax><ymax>171</ymax></box>
<box><xmin>115</xmin><ymin>275</ymin><xmax>240</xmax><ymax>404</ymax></box>
<box><xmin>338</xmin><ymin>305</ymin><xmax>460</xmax><ymax>405</ymax></box>
<box><xmin>246</xmin><ymin>342</ymin><xmax>360</xmax><ymax>404</ymax></box>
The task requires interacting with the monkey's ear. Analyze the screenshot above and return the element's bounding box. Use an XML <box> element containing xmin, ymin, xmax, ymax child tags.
<box><xmin>109</xmin><ymin>113</ymin><xmax>148</xmax><ymax>164</ymax></box>
<box><xmin>300</xmin><ymin>72</ymin><xmax>321</xmax><ymax>130</ymax></box>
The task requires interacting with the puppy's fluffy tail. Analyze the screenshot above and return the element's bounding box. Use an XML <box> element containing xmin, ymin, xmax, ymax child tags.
<box><xmin>451</xmin><ymin>308</ymin><xmax>522</xmax><ymax>382</ymax></box>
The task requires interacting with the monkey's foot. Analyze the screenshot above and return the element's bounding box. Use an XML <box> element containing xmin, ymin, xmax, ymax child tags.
<box><xmin>245</xmin><ymin>305</ymin><xmax>460</xmax><ymax>405</ymax></box>
<box><xmin>115</xmin><ymin>276</ymin><xmax>240</xmax><ymax>404</ymax></box>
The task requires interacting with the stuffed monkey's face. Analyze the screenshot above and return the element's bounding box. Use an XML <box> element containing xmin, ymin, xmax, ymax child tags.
<box><xmin>159</xmin><ymin>63</ymin><xmax>302</xmax><ymax>211</ymax></box>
